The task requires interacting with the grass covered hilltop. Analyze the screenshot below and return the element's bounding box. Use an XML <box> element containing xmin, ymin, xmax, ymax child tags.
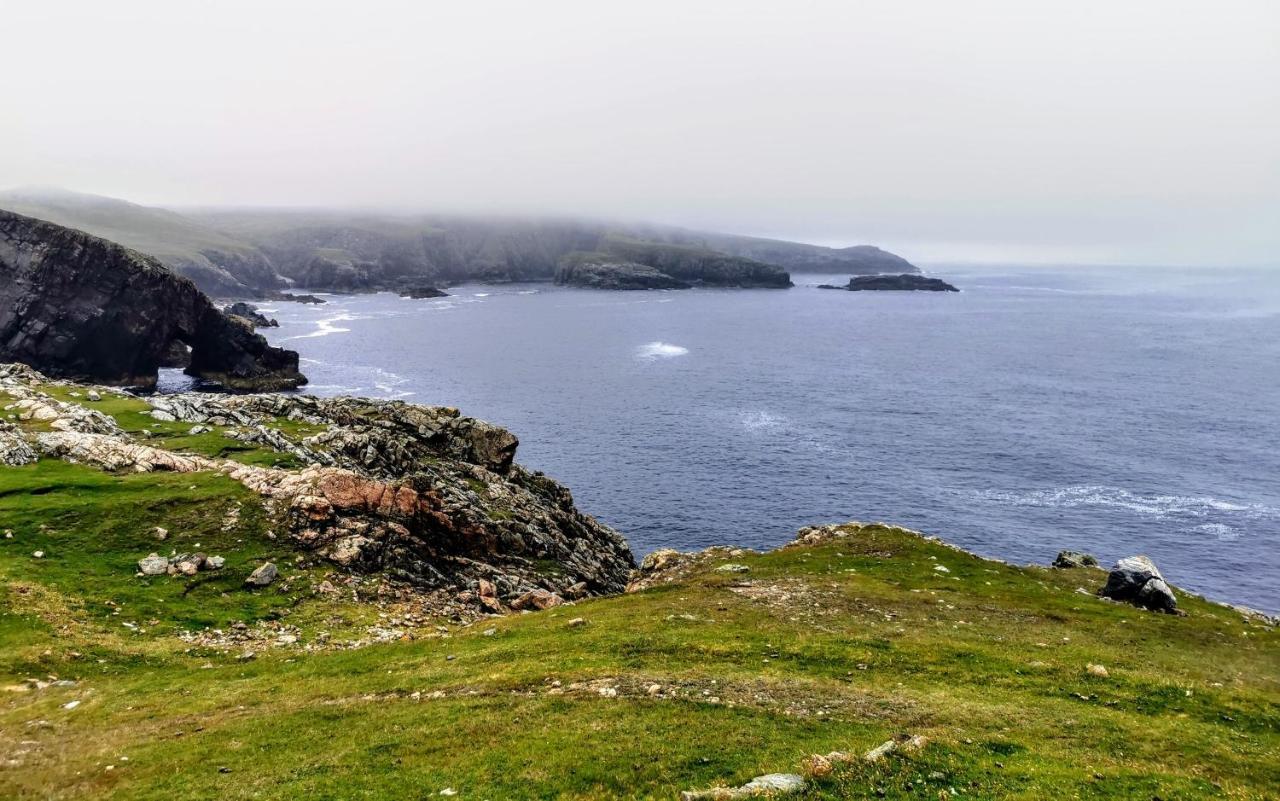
<box><xmin>0</xmin><ymin>367</ymin><xmax>1276</xmax><ymax>800</ymax></box>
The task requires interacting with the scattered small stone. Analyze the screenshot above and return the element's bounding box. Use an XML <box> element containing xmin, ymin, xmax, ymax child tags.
<box><xmin>933</xmin><ymin>564</ymin><xmax>950</xmax><ymax>573</ymax></box>
<box><xmin>62</xmin><ymin>700</ymin><xmax>79</xmax><ymax>710</ymax></box>
<box><xmin>86</xmin><ymin>390</ymin><xmax>101</xmax><ymax>401</ymax></box>
<box><xmin>153</xmin><ymin>527</ymin><xmax>168</xmax><ymax>541</ymax></box>
<box><xmin>567</xmin><ymin>617</ymin><xmax>586</xmax><ymax>627</ymax></box>
<box><xmin>716</xmin><ymin>564</ymin><xmax>751</xmax><ymax>574</ymax></box>
<box><xmin>646</xmin><ymin>684</ymin><xmax>663</xmax><ymax>696</ymax></box>
<box><xmin>218</xmin><ymin>766</ymin><xmax>231</xmax><ymax>774</ymax></box>
<box><xmin>206</xmin><ymin>556</ymin><xmax>225</xmax><ymax>570</ymax></box>
<box><xmin>482</xmin><ymin>627</ymin><xmax>497</xmax><ymax>636</ymax></box>
<box><xmin>244</xmin><ymin>562</ymin><xmax>278</xmax><ymax>587</ymax></box>
<box><xmin>32</xmin><ymin>551</ymin><xmax>44</xmax><ymax>559</ymax></box>
<box><xmin>1086</xmin><ymin>663</ymin><xmax>1109</xmax><ymax>678</ymax></box>
<box><xmin>188</xmin><ymin>425</ymin><xmax>212</xmax><ymax>435</ymax></box>
<box><xmin>439</xmin><ymin>790</ymin><xmax>457</xmax><ymax>797</ymax></box>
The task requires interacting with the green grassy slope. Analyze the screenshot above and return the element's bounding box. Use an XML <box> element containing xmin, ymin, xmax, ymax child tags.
<box><xmin>1</xmin><ymin>444</ymin><xmax>1275</xmax><ymax>799</ymax></box>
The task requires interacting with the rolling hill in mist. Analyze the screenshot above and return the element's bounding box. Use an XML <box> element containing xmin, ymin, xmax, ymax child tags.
<box><xmin>0</xmin><ymin>187</ymin><xmax>917</xmax><ymax>297</ymax></box>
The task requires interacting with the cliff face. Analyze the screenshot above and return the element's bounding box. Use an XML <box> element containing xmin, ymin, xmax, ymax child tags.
<box><xmin>0</xmin><ymin>210</ymin><xmax>306</xmax><ymax>390</ymax></box>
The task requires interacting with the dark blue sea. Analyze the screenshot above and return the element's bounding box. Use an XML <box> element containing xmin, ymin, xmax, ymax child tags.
<box><xmin>225</xmin><ymin>266</ymin><xmax>1279</xmax><ymax>613</ymax></box>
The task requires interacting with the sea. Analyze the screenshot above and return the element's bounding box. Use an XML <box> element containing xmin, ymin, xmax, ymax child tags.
<box><xmin>169</xmin><ymin>266</ymin><xmax>1280</xmax><ymax>613</ymax></box>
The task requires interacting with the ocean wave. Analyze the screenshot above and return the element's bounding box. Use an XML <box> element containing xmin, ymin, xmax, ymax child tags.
<box><xmin>283</xmin><ymin>313</ymin><xmax>359</xmax><ymax>341</ymax></box>
<box><xmin>636</xmin><ymin>341</ymin><xmax>689</xmax><ymax>360</ymax></box>
<box><xmin>740</xmin><ymin>411</ymin><xmax>786</xmax><ymax>432</ymax></box>
<box><xmin>976</xmin><ymin>485</ymin><xmax>1279</xmax><ymax>527</ymax></box>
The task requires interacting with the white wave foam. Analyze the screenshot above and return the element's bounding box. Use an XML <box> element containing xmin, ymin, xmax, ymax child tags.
<box><xmin>740</xmin><ymin>411</ymin><xmax>786</xmax><ymax>432</ymax></box>
<box><xmin>1194</xmin><ymin>523</ymin><xmax>1240</xmax><ymax>541</ymax></box>
<box><xmin>283</xmin><ymin>313</ymin><xmax>358</xmax><ymax>341</ymax></box>
<box><xmin>474</xmin><ymin>293</ymin><xmax>490</xmax><ymax>297</ymax></box>
<box><xmin>977</xmin><ymin>485</ymin><xmax>1279</xmax><ymax>522</ymax></box>
<box><xmin>517</xmin><ymin>290</ymin><xmax>538</xmax><ymax>295</ymax></box>
<box><xmin>636</xmin><ymin>341</ymin><xmax>689</xmax><ymax>360</ymax></box>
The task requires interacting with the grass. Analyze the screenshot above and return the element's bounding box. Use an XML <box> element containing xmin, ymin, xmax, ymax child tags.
<box><xmin>1</xmin><ymin>388</ymin><xmax>1276</xmax><ymax>799</ymax></box>
<box><xmin>0</xmin><ymin>453</ymin><xmax>1275</xmax><ymax>799</ymax></box>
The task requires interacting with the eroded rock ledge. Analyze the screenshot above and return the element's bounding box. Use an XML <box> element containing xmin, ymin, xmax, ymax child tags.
<box><xmin>0</xmin><ymin>364</ymin><xmax>634</xmax><ymax>610</ymax></box>
<box><xmin>0</xmin><ymin>210</ymin><xmax>305</xmax><ymax>390</ymax></box>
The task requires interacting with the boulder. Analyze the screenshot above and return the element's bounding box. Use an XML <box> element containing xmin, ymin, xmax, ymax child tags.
<box><xmin>137</xmin><ymin>553</ymin><xmax>169</xmax><ymax>576</ymax></box>
<box><xmin>510</xmin><ymin>588</ymin><xmax>563</xmax><ymax>611</ymax></box>
<box><xmin>1099</xmin><ymin>555</ymin><xmax>1178</xmax><ymax>613</ymax></box>
<box><xmin>1053</xmin><ymin>550</ymin><xmax>1099</xmax><ymax>569</ymax></box>
<box><xmin>245</xmin><ymin>562</ymin><xmax>278</xmax><ymax>587</ymax></box>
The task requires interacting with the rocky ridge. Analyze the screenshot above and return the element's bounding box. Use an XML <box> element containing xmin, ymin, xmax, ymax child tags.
<box><xmin>0</xmin><ymin>364</ymin><xmax>634</xmax><ymax>611</ymax></box>
<box><xmin>0</xmin><ymin>210</ymin><xmax>305</xmax><ymax>390</ymax></box>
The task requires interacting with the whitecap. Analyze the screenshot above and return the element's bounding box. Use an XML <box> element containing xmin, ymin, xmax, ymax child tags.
<box><xmin>975</xmin><ymin>485</ymin><xmax>1279</xmax><ymax>526</ymax></box>
<box><xmin>636</xmin><ymin>341</ymin><xmax>689</xmax><ymax>360</ymax></box>
<box><xmin>474</xmin><ymin>293</ymin><xmax>490</xmax><ymax>297</ymax></box>
<box><xmin>740</xmin><ymin>411</ymin><xmax>786</xmax><ymax>432</ymax></box>
<box><xmin>283</xmin><ymin>313</ymin><xmax>357</xmax><ymax>341</ymax></box>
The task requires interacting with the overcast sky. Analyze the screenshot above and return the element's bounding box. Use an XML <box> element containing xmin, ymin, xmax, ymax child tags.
<box><xmin>3</xmin><ymin>0</ymin><xmax>1277</xmax><ymax>265</ymax></box>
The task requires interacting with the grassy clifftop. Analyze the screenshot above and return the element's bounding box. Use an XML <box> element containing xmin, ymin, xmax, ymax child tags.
<box><xmin>0</xmin><ymin>390</ymin><xmax>1277</xmax><ymax>799</ymax></box>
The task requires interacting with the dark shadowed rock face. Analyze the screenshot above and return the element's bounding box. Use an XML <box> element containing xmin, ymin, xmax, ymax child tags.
<box><xmin>0</xmin><ymin>210</ymin><xmax>306</xmax><ymax>390</ymax></box>
<box><xmin>398</xmin><ymin>286</ymin><xmax>450</xmax><ymax>299</ymax></box>
<box><xmin>819</xmin><ymin>274</ymin><xmax>959</xmax><ymax>292</ymax></box>
<box><xmin>222</xmin><ymin>302</ymin><xmax>279</xmax><ymax>328</ymax></box>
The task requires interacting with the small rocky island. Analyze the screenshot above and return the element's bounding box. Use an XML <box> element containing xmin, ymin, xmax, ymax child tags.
<box><xmin>819</xmin><ymin>273</ymin><xmax>959</xmax><ymax>292</ymax></box>
<box><xmin>398</xmin><ymin>285</ymin><xmax>450</xmax><ymax>299</ymax></box>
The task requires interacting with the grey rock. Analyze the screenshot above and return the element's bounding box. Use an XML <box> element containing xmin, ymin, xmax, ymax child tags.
<box><xmin>681</xmin><ymin>773</ymin><xmax>807</xmax><ymax>800</ymax></box>
<box><xmin>1053</xmin><ymin>550</ymin><xmax>1099</xmax><ymax>569</ymax></box>
<box><xmin>245</xmin><ymin>562</ymin><xmax>278</xmax><ymax>587</ymax></box>
<box><xmin>138</xmin><ymin>553</ymin><xmax>169</xmax><ymax>576</ymax></box>
<box><xmin>1100</xmin><ymin>555</ymin><xmax>1178</xmax><ymax>613</ymax></box>
<box><xmin>206</xmin><ymin>555</ymin><xmax>226</xmax><ymax>570</ymax></box>
<box><xmin>819</xmin><ymin>273</ymin><xmax>958</xmax><ymax>292</ymax></box>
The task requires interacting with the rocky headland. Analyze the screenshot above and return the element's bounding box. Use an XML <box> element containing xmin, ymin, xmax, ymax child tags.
<box><xmin>819</xmin><ymin>273</ymin><xmax>960</xmax><ymax>292</ymax></box>
<box><xmin>0</xmin><ymin>363</ymin><xmax>632</xmax><ymax>612</ymax></box>
<box><xmin>222</xmin><ymin>302</ymin><xmax>279</xmax><ymax>328</ymax></box>
<box><xmin>0</xmin><ymin>211</ymin><xmax>305</xmax><ymax>391</ymax></box>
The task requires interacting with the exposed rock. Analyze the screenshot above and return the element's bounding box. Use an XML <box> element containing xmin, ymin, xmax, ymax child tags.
<box><xmin>1053</xmin><ymin>550</ymin><xmax>1099</xmax><ymax>569</ymax></box>
<box><xmin>1099</xmin><ymin>555</ymin><xmax>1179</xmax><ymax>613</ymax></box>
<box><xmin>555</xmin><ymin>254</ymin><xmax>691</xmax><ymax>290</ymax></box>
<box><xmin>245</xmin><ymin>563</ymin><xmax>278</xmax><ymax>587</ymax></box>
<box><xmin>681</xmin><ymin>773</ymin><xmax>807</xmax><ymax>800</ymax></box>
<box><xmin>1086</xmin><ymin>663</ymin><xmax>1109</xmax><ymax>678</ymax></box>
<box><xmin>222</xmin><ymin>302</ymin><xmax>278</xmax><ymax>328</ymax></box>
<box><xmin>818</xmin><ymin>274</ymin><xmax>959</xmax><ymax>292</ymax></box>
<box><xmin>137</xmin><ymin>554</ymin><xmax>169</xmax><ymax>575</ymax></box>
<box><xmin>3</xmin><ymin>365</ymin><xmax>635</xmax><ymax>608</ymax></box>
<box><xmin>0</xmin><ymin>421</ymin><xmax>38</xmax><ymax>466</ymax></box>
<box><xmin>398</xmin><ymin>286</ymin><xmax>449</xmax><ymax>299</ymax></box>
<box><xmin>206</xmin><ymin>555</ymin><xmax>226</xmax><ymax>570</ymax></box>
<box><xmin>0</xmin><ymin>210</ymin><xmax>305</xmax><ymax>390</ymax></box>
<box><xmin>511</xmin><ymin>589</ymin><xmax>564</xmax><ymax>611</ymax></box>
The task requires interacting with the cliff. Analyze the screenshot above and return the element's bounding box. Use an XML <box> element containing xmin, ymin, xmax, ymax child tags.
<box><xmin>0</xmin><ymin>368</ymin><xmax>1274</xmax><ymax>800</ymax></box>
<box><xmin>0</xmin><ymin>210</ymin><xmax>305</xmax><ymax>390</ymax></box>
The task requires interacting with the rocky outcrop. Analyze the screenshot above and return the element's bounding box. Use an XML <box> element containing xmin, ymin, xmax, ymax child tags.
<box><xmin>1053</xmin><ymin>550</ymin><xmax>1099</xmax><ymax>569</ymax></box>
<box><xmin>398</xmin><ymin>286</ymin><xmax>450</xmax><ymax>299</ymax></box>
<box><xmin>555</xmin><ymin>253</ymin><xmax>692</xmax><ymax>290</ymax></box>
<box><xmin>0</xmin><ymin>210</ymin><xmax>306</xmax><ymax>390</ymax></box>
<box><xmin>222</xmin><ymin>302</ymin><xmax>278</xmax><ymax>328</ymax></box>
<box><xmin>1</xmin><ymin>365</ymin><xmax>634</xmax><ymax>608</ymax></box>
<box><xmin>819</xmin><ymin>274</ymin><xmax>958</xmax><ymax>292</ymax></box>
<box><xmin>600</xmin><ymin>238</ymin><xmax>792</xmax><ymax>288</ymax></box>
<box><xmin>1099</xmin><ymin>555</ymin><xmax>1179</xmax><ymax>614</ymax></box>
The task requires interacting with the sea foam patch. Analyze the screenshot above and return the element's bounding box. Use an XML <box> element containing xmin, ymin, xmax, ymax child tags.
<box><xmin>636</xmin><ymin>341</ymin><xmax>689</xmax><ymax>360</ymax></box>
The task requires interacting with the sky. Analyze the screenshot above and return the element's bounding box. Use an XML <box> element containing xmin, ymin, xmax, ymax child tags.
<box><xmin>2</xmin><ymin>0</ymin><xmax>1277</xmax><ymax>265</ymax></box>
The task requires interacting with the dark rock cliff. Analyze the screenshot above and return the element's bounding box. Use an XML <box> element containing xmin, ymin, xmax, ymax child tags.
<box><xmin>0</xmin><ymin>210</ymin><xmax>306</xmax><ymax>390</ymax></box>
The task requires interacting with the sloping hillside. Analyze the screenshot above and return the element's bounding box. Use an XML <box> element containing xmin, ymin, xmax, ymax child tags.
<box><xmin>0</xmin><ymin>188</ymin><xmax>283</xmax><ymax>296</ymax></box>
<box><xmin>0</xmin><ymin>371</ymin><xmax>1275</xmax><ymax>800</ymax></box>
